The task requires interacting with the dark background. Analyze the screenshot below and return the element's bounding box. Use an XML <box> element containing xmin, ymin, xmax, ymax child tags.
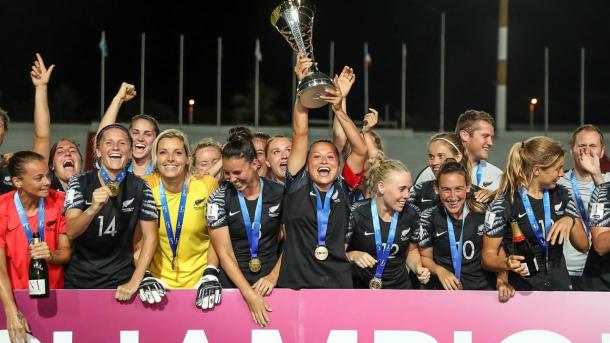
<box><xmin>0</xmin><ymin>0</ymin><xmax>608</xmax><ymax>130</ymax></box>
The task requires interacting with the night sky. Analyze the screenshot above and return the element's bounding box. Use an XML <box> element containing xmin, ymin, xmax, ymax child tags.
<box><xmin>1</xmin><ymin>0</ymin><xmax>608</xmax><ymax>130</ymax></box>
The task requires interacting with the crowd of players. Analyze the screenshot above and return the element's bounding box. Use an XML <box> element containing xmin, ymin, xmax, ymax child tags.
<box><xmin>1</xmin><ymin>52</ymin><xmax>610</xmax><ymax>340</ymax></box>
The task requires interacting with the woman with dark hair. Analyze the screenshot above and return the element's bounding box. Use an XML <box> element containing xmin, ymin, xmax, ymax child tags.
<box><xmin>63</xmin><ymin>124</ymin><xmax>162</xmax><ymax>303</ymax></box>
<box><xmin>345</xmin><ymin>152</ymin><xmax>430</xmax><ymax>289</ymax></box>
<box><xmin>29</xmin><ymin>53</ymin><xmax>83</xmax><ymax>192</ymax></box>
<box><xmin>207</xmin><ymin>126</ymin><xmax>284</xmax><ymax>328</ymax></box>
<box><xmin>482</xmin><ymin>136</ymin><xmax>588</xmax><ymax>291</ymax></box>
<box><xmin>417</xmin><ymin>159</ymin><xmax>514</xmax><ymax>301</ymax></box>
<box><xmin>0</xmin><ymin>151</ymin><xmax>71</xmax><ymax>342</ymax></box>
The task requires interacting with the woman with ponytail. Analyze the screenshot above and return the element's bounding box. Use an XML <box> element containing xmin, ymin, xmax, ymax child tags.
<box><xmin>206</xmin><ymin>126</ymin><xmax>284</xmax><ymax>328</ymax></box>
<box><xmin>482</xmin><ymin>136</ymin><xmax>588</xmax><ymax>291</ymax></box>
<box><xmin>417</xmin><ymin>159</ymin><xmax>514</xmax><ymax>301</ymax></box>
<box><xmin>345</xmin><ymin>152</ymin><xmax>430</xmax><ymax>289</ymax></box>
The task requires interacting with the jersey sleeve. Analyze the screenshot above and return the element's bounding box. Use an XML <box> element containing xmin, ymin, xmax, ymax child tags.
<box><xmin>63</xmin><ymin>175</ymin><xmax>85</xmax><ymax>213</ymax></box>
<box><xmin>285</xmin><ymin>167</ymin><xmax>309</xmax><ymax>194</ymax></box>
<box><xmin>558</xmin><ymin>184</ymin><xmax>580</xmax><ymax>218</ymax></box>
<box><xmin>405</xmin><ymin>204</ymin><xmax>421</xmax><ymax>243</ymax></box>
<box><xmin>206</xmin><ymin>182</ymin><xmax>229</xmax><ymax>228</ymax></box>
<box><xmin>590</xmin><ymin>183</ymin><xmax>610</xmax><ymax>227</ymax></box>
<box><xmin>484</xmin><ymin>195</ymin><xmax>510</xmax><ymax>238</ymax></box>
<box><xmin>341</xmin><ymin>163</ymin><xmax>362</xmax><ymax>189</ymax></box>
<box><xmin>345</xmin><ymin>200</ymin><xmax>368</xmax><ymax>244</ymax></box>
<box><xmin>416</xmin><ymin>208</ymin><xmax>435</xmax><ymax>248</ymax></box>
<box><xmin>407</xmin><ymin>181</ymin><xmax>424</xmax><ymax>214</ymax></box>
<box><xmin>139</xmin><ymin>182</ymin><xmax>159</xmax><ymax>221</ymax></box>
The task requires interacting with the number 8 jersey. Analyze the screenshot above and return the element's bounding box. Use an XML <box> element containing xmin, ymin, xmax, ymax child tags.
<box><xmin>63</xmin><ymin>171</ymin><xmax>158</xmax><ymax>289</ymax></box>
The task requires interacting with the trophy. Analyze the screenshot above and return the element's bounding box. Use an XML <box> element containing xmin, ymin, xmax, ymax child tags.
<box><xmin>271</xmin><ymin>0</ymin><xmax>334</xmax><ymax>109</ymax></box>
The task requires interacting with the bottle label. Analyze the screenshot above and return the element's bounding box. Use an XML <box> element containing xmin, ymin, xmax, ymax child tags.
<box><xmin>29</xmin><ymin>279</ymin><xmax>46</xmax><ymax>295</ymax></box>
<box><xmin>520</xmin><ymin>263</ymin><xmax>531</xmax><ymax>277</ymax></box>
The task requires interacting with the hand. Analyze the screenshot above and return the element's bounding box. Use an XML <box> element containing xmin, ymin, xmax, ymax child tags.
<box><xmin>436</xmin><ymin>266</ymin><xmax>462</xmax><ymax>290</ymax></box>
<box><xmin>294</xmin><ymin>53</ymin><xmax>313</xmax><ymax>82</ymax></box>
<box><xmin>578</xmin><ymin>147</ymin><xmax>602</xmax><ymax>177</ymax></box>
<box><xmin>505</xmin><ymin>255</ymin><xmax>529</xmax><ymax>277</ymax></box>
<box><xmin>115</xmin><ymin>280</ymin><xmax>139</xmax><ymax>302</ymax></box>
<box><xmin>252</xmin><ymin>273</ymin><xmax>278</xmax><ymax>297</ymax></box>
<box><xmin>195</xmin><ymin>267</ymin><xmax>222</xmax><ymax>310</ymax></box>
<box><xmin>415</xmin><ymin>265</ymin><xmax>431</xmax><ymax>284</ymax></box>
<box><xmin>30</xmin><ymin>241</ymin><xmax>51</xmax><ymax>261</ymax></box>
<box><xmin>6</xmin><ymin>309</ymin><xmax>29</xmax><ymax>343</ymax></box>
<box><xmin>137</xmin><ymin>271</ymin><xmax>169</xmax><ymax>304</ymax></box>
<box><xmin>319</xmin><ymin>77</ymin><xmax>343</xmax><ymax>110</ymax></box>
<box><xmin>336</xmin><ymin>66</ymin><xmax>355</xmax><ymax>98</ymax></box>
<box><xmin>474</xmin><ymin>189</ymin><xmax>495</xmax><ymax>203</ymax></box>
<box><xmin>244</xmin><ymin>289</ymin><xmax>272</xmax><ymax>328</ymax></box>
<box><xmin>90</xmin><ymin>186</ymin><xmax>112</xmax><ymax>213</ymax></box>
<box><xmin>362</xmin><ymin>108</ymin><xmax>378</xmax><ymax>133</ymax></box>
<box><xmin>30</xmin><ymin>53</ymin><xmax>55</xmax><ymax>88</ymax></box>
<box><xmin>547</xmin><ymin>216</ymin><xmax>575</xmax><ymax>245</ymax></box>
<box><xmin>496</xmin><ymin>278</ymin><xmax>515</xmax><ymax>303</ymax></box>
<box><xmin>346</xmin><ymin>250</ymin><xmax>377</xmax><ymax>269</ymax></box>
<box><xmin>115</xmin><ymin>82</ymin><xmax>137</xmax><ymax>102</ymax></box>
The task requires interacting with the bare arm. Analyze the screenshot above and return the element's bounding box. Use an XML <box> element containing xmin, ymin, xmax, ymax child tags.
<box><xmin>207</xmin><ymin>241</ymin><xmax>220</xmax><ymax>268</ymax></box>
<box><xmin>420</xmin><ymin>246</ymin><xmax>461</xmax><ymax>290</ymax></box>
<box><xmin>287</xmin><ymin>99</ymin><xmax>309</xmax><ymax>176</ymax></box>
<box><xmin>568</xmin><ymin>217</ymin><xmax>589</xmax><ymax>253</ymax></box>
<box><xmin>0</xmin><ymin>250</ymin><xmax>29</xmax><ymax>343</ymax></box>
<box><xmin>30</xmin><ymin>233</ymin><xmax>71</xmax><ymax>266</ymax></box>
<box><xmin>591</xmin><ymin>227</ymin><xmax>610</xmax><ymax>255</ymax></box>
<box><xmin>31</xmin><ymin>53</ymin><xmax>55</xmax><ymax>162</ymax></box>
<box><xmin>97</xmin><ymin>82</ymin><xmax>136</xmax><ymax>134</ymax></box>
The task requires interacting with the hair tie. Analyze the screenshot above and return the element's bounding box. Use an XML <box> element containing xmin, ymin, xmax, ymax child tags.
<box><xmin>432</xmin><ymin>137</ymin><xmax>460</xmax><ymax>155</ymax></box>
<box><xmin>96</xmin><ymin>123</ymin><xmax>131</xmax><ymax>147</ymax></box>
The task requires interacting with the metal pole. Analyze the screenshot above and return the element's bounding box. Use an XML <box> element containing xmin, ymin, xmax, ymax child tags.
<box><xmin>328</xmin><ymin>41</ymin><xmax>335</xmax><ymax>131</ymax></box>
<box><xmin>440</xmin><ymin>12</ymin><xmax>446</xmax><ymax>132</ymax></box>
<box><xmin>100</xmin><ymin>31</ymin><xmax>106</xmax><ymax>119</ymax></box>
<box><xmin>580</xmin><ymin>47</ymin><xmax>585</xmax><ymax>126</ymax></box>
<box><xmin>254</xmin><ymin>38</ymin><xmax>261</xmax><ymax>130</ymax></box>
<box><xmin>544</xmin><ymin>46</ymin><xmax>549</xmax><ymax>135</ymax></box>
<box><xmin>529</xmin><ymin>103</ymin><xmax>534</xmax><ymax>131</ymax></box>
<box><xmin>140</xmin><ymin>33</ymin><xmax>146</xmax><ymax>114</ymax></box>
<box><xmin>178</xmin><ymin>34</ymin><xmax>184</xmax><ymax>128</ymax></box>
<box><xmin>364</xmin><ymin>42</ymin><xmax>369</xmax><ymax>114</ymax></box>
<box><xmin>401</xmin><ymin>43</ymin><xmax>407</xmax><ymax>130</ymax></box>
<box><xmin>217</xmin><ymin>37</ymin><xmax>222</xmax><ymax>131</ymax></box>
<box><xmin>495</xmin><ymin>0</ymin><xmax>509</xmax><ymax>134</ymax></box>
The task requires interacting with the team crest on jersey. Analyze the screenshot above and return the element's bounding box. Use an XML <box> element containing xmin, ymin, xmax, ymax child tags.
<box><xmin>268</xmin><ymin>203</ymin><xmax>280</xmax><ymax>218</ymax></box>
<box><xmin>122</xmin><ymin>198</ymin><xmax>135</xmax><ymax>213</ymax></box>
<box><xmin>477</xmin><ymin>224</ymin><xmax>485</xmax><ymax>236</ymax></box>
<box><xmin>3</xmin><ymin>175</ymin><xmax>11</xmax><ymax>186</ymax></box>
<box><xmin>482</xmin><ymin>181</ymin><xmax>493</xmax><ymax>187</ymax></box>
<box><xmin>194</xmin><ymin>197</ymin><xmax>207</xmax><ymax>210</ymax></box>
<box><xmin>332</xmin><ymin>190</ymin><xmax>340</xmax><ymax>203</ymax></box>
<box><xmin>400</xmin><ymin>229</ymin><xmax>410</xmax><ymax>241</ymax></box>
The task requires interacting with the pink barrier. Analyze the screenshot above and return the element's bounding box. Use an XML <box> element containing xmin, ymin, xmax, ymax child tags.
<box><xmin>1</xmin><ymin>289</ymin><xmax>610</xmax><ymax>342</ymax></box>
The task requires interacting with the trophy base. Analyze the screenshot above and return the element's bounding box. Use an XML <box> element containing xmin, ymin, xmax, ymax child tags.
<box><xmin>297</xmin><ymin>72</ymin><xmax>334</xmax><ymax>109</ymax></box>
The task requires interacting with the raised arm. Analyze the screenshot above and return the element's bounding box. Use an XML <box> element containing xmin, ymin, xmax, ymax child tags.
<box><xmin>332</xmin><ymin>66</ymin><xmax>355</xmax><ymax>153</ymax></box>
<box><xmin>362</xmin><ymin>108</ymin><xmax>380</xmax><ymax>157</ymax></box>
<box><xmin>30</xmin><ymin>53</ymin><xmax>55</xmax><ymax>162</ymax></box>
<box><xmin>97</xmin><ymin>82</ymin><xmax>137</xmax><ymax>134</ymax></box>
<box><xmin>287</xmin><ymin>97</ymin><xmax>309</xmax><ymax>176</ymax></box>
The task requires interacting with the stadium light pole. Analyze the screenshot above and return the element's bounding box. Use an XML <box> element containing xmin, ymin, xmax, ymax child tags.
<box><xmin>529</xmin><ymin>98</ymin><xmax>538</xmax><ymax>131</ymax></box>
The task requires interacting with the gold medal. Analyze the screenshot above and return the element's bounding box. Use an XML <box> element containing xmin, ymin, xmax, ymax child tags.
<box><xmin>314</xmin><ymin>245</ymin><xmax>329</xmax><ymax>261</ymax></box>
<box><xmin>107</xmin><ymin>183</ymin><xmax>120</xmax><ymax>197</ymax></box>
<box><xmin>249</xmin><ymin>258</ymin><xmax>262</xmax><ymax>273</ymax></box>
<box><xmin>369</xmin><ymin>277</ymin><xmax>383</xmax><ymax>289</ymax></box>
<box><xmin>171</xmin><ymin>257</ymin><xmax>177</xmax><ymax>271</ymax></box>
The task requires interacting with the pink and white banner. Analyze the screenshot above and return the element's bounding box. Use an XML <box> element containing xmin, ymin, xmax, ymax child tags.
<box><xmin>1</xmin><ymin>289</ymin><xmax>610</xmax><ymax>342</ymax></box>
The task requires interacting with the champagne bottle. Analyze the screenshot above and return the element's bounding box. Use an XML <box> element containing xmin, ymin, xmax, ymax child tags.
<box><xmin>511</xmin><ymin>219</ymin><xmax>539</xmax><ymax>278</ymax></box>
<box><xmin>29</xmin><ymin>232</ymin><xmax>49</xmax><ymax>298</ymax></box>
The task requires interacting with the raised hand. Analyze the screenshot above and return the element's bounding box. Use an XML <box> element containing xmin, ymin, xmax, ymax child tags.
<box><xmin>30</xmin><ymin>53</ymin><xmax>55</xmax><ymax>88</ymax></box>
<box><xmin>362</xmin><ymin>108</ymin><xmax>379</xmax><ymax>133</ymax></box>
<box><xmin>294</xmin><ymin>53</ymin><xmax>313</xmax><ymax>82</ymax></box>
<box><xmin>115</xmin><ymin>82</ymin><xmax>137</xmax><ymax>102</ymax></box>
<box><xmin>319</xmin><ymin>76</ymin><xmax>343</xmax><ymax>110</ymax></box>
<box><xmin>578</xmin><ymin>148</ymin><xmax>602</xmax><ymax>177</ymax></box>
<box><xmin>336</xmin><ymin>66</ymin><xmax>355</xmax><ymax>98</ymax></box>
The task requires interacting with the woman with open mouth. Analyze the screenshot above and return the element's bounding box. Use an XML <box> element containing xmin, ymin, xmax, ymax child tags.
<box><xmin>63</xmin><ymin>124</ymin><xmax>161</xmax><ymax>304</ymax></box>
<box><xmin>207</xmin><ymin>127</ymin><xmax>284</xmax><ymax>328</ymax></box>
<box><xmin>98</xmin><ymin>83</ymin><xmax>159</xmax><ymax>177</ymax></box>
<box><xmin>409</xmin><ymin>132</ymin><xmax>473</xmax><ymax>213</ymax></box>
<box><xmin>264</xmin><ymin>135</ymin><xmax>292</xmax><ymax>185</ymax></box>
<box><xmin>483</xmin><ymin>136</ymin><xmax>589</xmax><ymax>291</ymax></box>
<box><xmin>0</xmin><ymin>151</ymin><xmax>71</xmax><ymax>343</ymax></box>
<box><xmin>28</xmin><ymin>53</ymin><xmax>84</xmax><ymax>193</ymax></box>
<box><xmin>345</xmin><ymin>152</ymin><xmax>430</xmax><ymax>289</ymax></box>
<box><xmin>417</xmin><ymin>159</ymin><xmax>515</xmax><ymax>302</ymax></box>
<box><xmin>143</xmin><ymin>129</ymin><xmax>222</xmax><ymax>309</ymax></box>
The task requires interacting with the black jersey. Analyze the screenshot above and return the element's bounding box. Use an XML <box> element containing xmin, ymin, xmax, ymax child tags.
<box><xmin>206</xmin><ymin>178</ymin><xmax>283</xmax><ymax>287</ymax></box>
<box><xmin>418</xmin><ymin>205</ymin><xmax>495</xmax><ymax>290</ymax></box>
<box><xmin>62</xmin><ymin>170</ymin><xmax>158</xmax><ymax>289</ymax></box>
<box><xmin>0</xmin><ymin>166</ymin><xmax>13</xmax><ymax>195</ymax></box>
<box><xmin>485</xmin><ymin>185</ymin><xmax>579</xmax><ymax>291</ymax></box>
<box><xmin>278</xmin><ymin>168</ymin><xmax>353</xmax><ymax>289</ymax></box>
<box><xmin>583</xmin><ymin>182</ymin><xmax>610</xmax><ymax>291</ymax></box>
<box><xmin>408</xmin><ymin>180</ymin><xmax>481</xmax><ymax>214</ymax></box>
<box><xmin>50</xmin><ymin>172</ymin><xmax>65</xmax><ymax>192</ymax></box>
<box><xmin>346</xmin><ymin>199</ymin><xmax>420</xmax><ymax>289</ymax></box>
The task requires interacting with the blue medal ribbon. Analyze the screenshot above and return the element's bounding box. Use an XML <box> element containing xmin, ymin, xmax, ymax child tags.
<box><xmin>570</xmin><ymin>171</ymin><xmax>594</xmax><ymax>236</ymax></box>
<box><xmin>370</xmin><ymin>198</ymin><xmax>399</xmax><ymax>280</ymax></box>
<box><xmin>127</xmin><ymin>161</ymin><xmax>154</xmax><ymax>176</ymax></box>
<box><xmin>159</xmin><ymin>180</ymin><xmax>188</xmax><ymax>263</ymax></box>
<box><xmin>237</xmin><ymin>179</ymin><xmax>264</xmax><ymax>260</ymax></box>
<box><xmin>519</xmin><ymin>187</ymin><xmax>552</xmax><ymax>257</ymax></box>
<box><xmin>13</xmin><ymin>192</ymin><xmax>45</xmax><ymax>243</ymax></box>
<box><xmin>445</xmin><ymin>206</ymin><xmax>468</xmax><ymax>280</ymax></box>
<box><xmin>475</xmin><ymin>162</ymin><xmax>483</xmax><ymax>186</ymax></box>
<box><xmin>313</xmin><ymin>184</ymin><xmax>335</xmax><ymax>247</ymax></box>
<box><xmin>99</xmin><ymin>167</ymin><xmax>126</xmax><ymax>185</ymax></box>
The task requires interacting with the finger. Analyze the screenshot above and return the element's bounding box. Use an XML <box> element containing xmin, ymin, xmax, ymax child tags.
<box><xmin>47</xmin><ymin>64</ymin><xmax>56</xmax><ymax>76</ymax></box>
<box><xmin>202</xmin><ymin>295</ymin><xmax>210</xmax><ymax>309</ymax></box>
<box><xmin>36</xmin><ymin>53</ymin><xmax>46</xmax><ymax>71</ymax></box>
<box><xmin>208</xmin><ymin>294</ymin><xmax>216</xmax><ymax>309</ymax></box>
<box><xmin>265</xmin><ymin>285</ymin><xmax>273</xmax><ymax>296</ymax></box>
<box><xmin>139</xmin><ymin>288</ymin><xmax>147</xmax><ymax>302</ymax></box>
<box><xmin>151</xmin><ymin>289</ymin><xmax>162</xmax><ymax>303</ymax></box>
<box><xmin>115</xmin><ymin>288</ymin><xmax>121</xmax><ymax>300</ymax></box>
<box><xmin>216</xmin><ymin>289</ymin><xmax>222</xmax><ymax>304</ymax></box>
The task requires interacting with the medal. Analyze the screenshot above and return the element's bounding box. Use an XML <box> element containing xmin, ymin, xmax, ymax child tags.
<box><xmin>314</xmin><ymin>245</ymin><xmax>329</xmax><ymax>261</ymax></box>
<box><xmin>171</xmin><ymin>257</ymin><xmax>177</xmax><ymax>271</ymax></box>
<box><xmin>107</xmin><ymin>183</ymin><xmax>120</xmax><ymax>197</ymax></box>
<box><xmin>369</xmin><ymin>277</ymin><xmax>383</xmax><ymax>289</ymax></box>
<box><xmin>249</xmin><ymin>258</ymin><xmax>262</xmax><ymax>273</ymax></box>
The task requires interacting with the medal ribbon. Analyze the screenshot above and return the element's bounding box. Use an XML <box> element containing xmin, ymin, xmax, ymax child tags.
<box><xmin>14</xmin><ymin>192</ymin><xmax>45</xmax><ymax>243</ymax></box>
<box><xmin>519</xmin><ymin>187</ymin><xmax>552</xmax><ymax>256</ymax></box>
<box><xmin>445</xmin><ymin>205</ymin><xmax>468</xmax><ymax>280</ymax></box>
<box><xmin>570</xmin><ymin>171</ymin><xmax>594</xmax><ymax>235</ymax></box>
<box><xmin>371</xmin><ymin>198</ymin><xmax>399</xmax><ymax>280</ymax></box>
<box><xmin>475</xmin><ymin>162</ymin><xmax>483</xmax><ymax>186</ymax></box>
<box><xmin>159</xmin><ymin>180</ymin><xmax>188</xmax><ymax>262</ymax></box>
<box><xmin>238</xmin><ymin>179</ymin><xmax>264</xmax><ymax>260</ymax></box>
<box><xmin>313</xmin><ymin>184</ymin><xmax>335</xmax><ymax>247</ymax></box>
<box><xmin>99</xmin><ymin>167</ymin><xmax>126</xmax><ymax>186</ymax></box>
